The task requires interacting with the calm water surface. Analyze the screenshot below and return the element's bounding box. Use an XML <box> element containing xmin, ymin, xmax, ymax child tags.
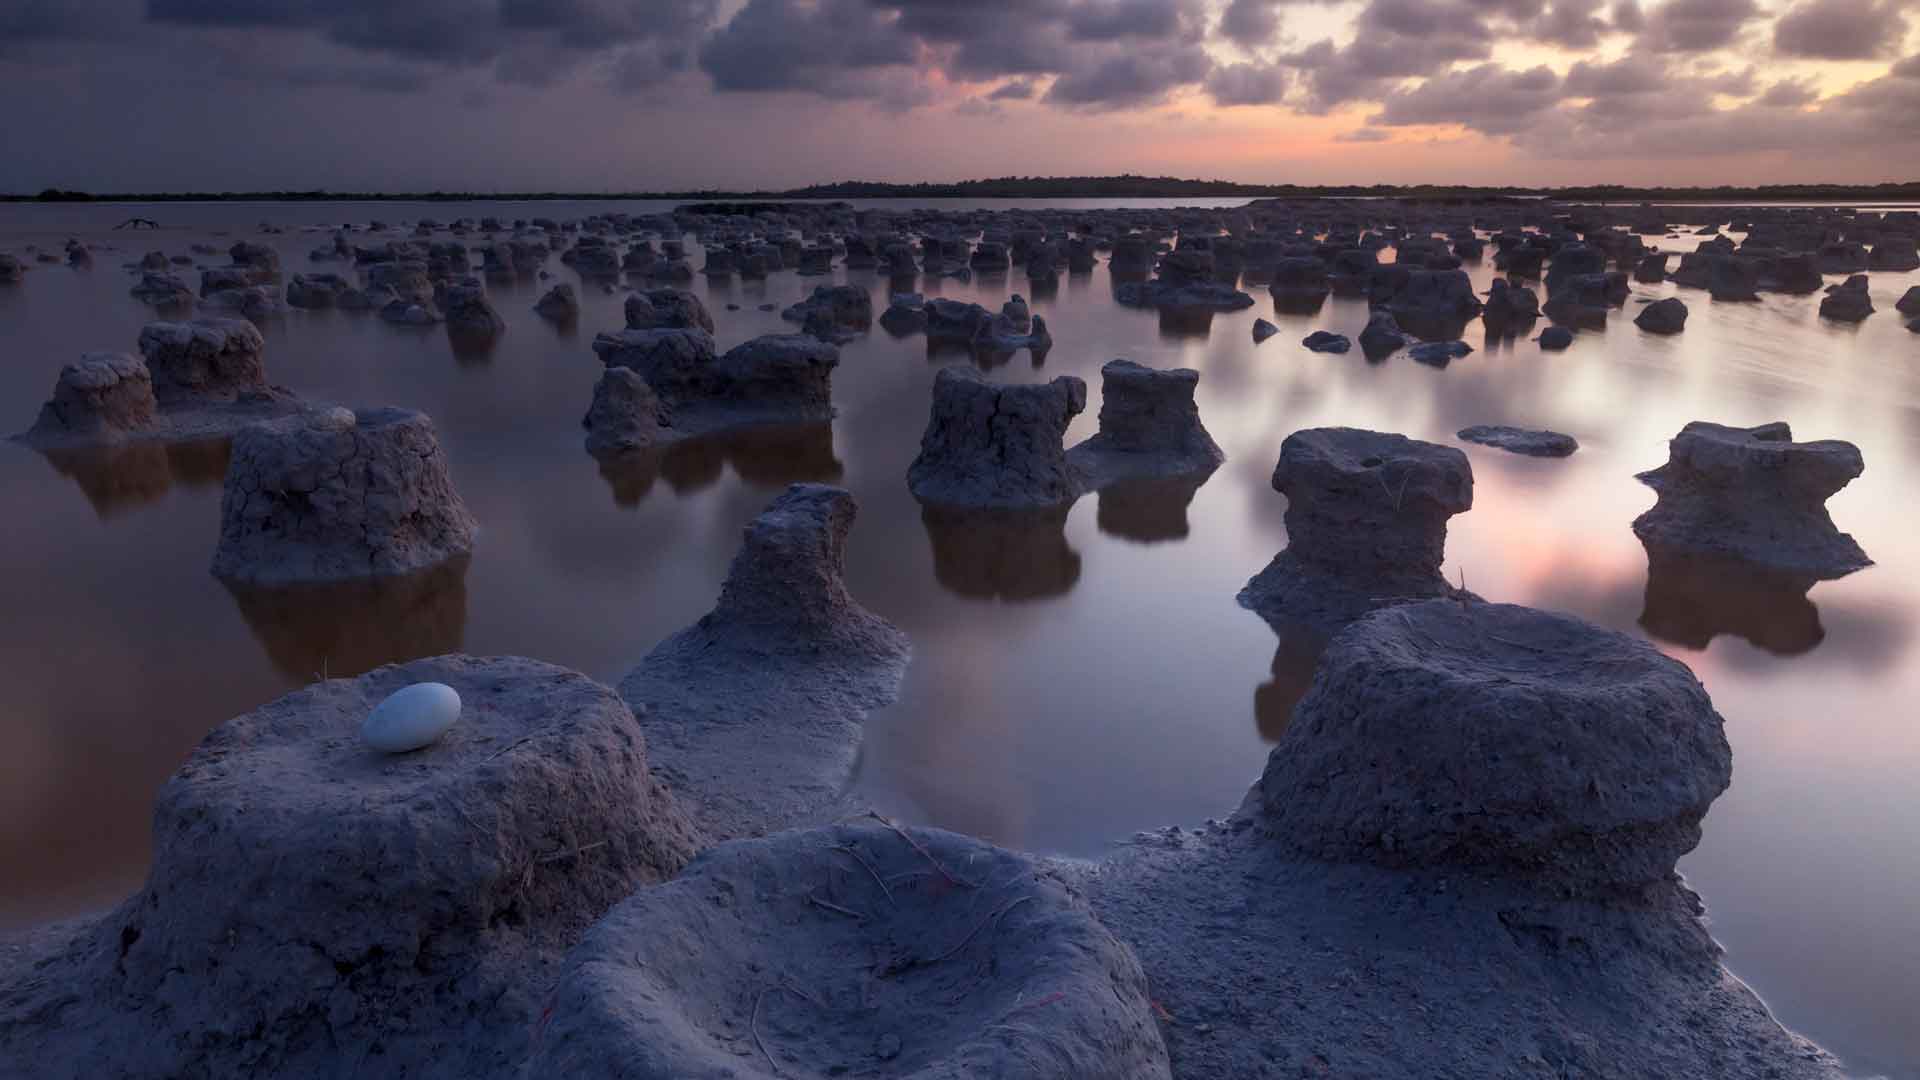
<box><xmin>1</xmin><ymin>199</ymin><xmax>1916</xmax><ymax>1077</ymax></box>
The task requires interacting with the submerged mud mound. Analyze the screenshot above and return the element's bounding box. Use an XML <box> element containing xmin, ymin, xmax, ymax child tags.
<box><xmin>212</xmin><ymin>406</ymin><xmax>478</xmax><ymax>585</ymax></box>
<box><xmin>1239</xmin><ymin>428</ymin><xmax>1474</xmax><ymax>632</ymax></box>
<box><xmin>1257</xmin><ymin>599</ymin><xmax>1731</xmax><ymax>894</ymax></box>
<box><xmin>0</xmin><ymin>655</ymin><xmax>699</xmax><ymax>1080</ymax></box>
<box><xmin>531</xmin><ymin>823</ymin><xmax>1170</xmax><ymax>1080</ymax></box>
<box><xmin>16</xmin><ymin>319</ymin><xmax>310</xmax><ymax>450</ymax></box>
<box><xmin>908</xmin><ymin>366</ymin><xmax>1088</xmax><ymax>509</ymax></box>
<box><xmin>1634</xmin><ymin>421</ymin><xmax>1870</xmax><ymax>580</ymax></box>
<box><xmin>620</xmin><ymin>484</ymin><xmax>910</xmax><ymax>840</ymax></box>
<box><xmin>1067</xmin><ymin>359</ymin><xmax>1224</xmax><ymax>488</ymax></box>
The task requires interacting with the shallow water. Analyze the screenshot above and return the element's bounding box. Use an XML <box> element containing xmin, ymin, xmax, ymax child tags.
<box><xmin>1</xmin><ymin>199</ymin><xmax>1917</xmax><ymax>1078</ymax></box>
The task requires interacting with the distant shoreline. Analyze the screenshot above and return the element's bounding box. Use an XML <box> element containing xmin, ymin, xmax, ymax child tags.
<box><xmin>8</xmin><ymin>176</ymin><xmax>1920</xmax><ymax>205</ymax></box>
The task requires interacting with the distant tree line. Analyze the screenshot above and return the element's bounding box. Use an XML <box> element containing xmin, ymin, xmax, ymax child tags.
<box><xmin>7</xmin><ymin>177</ymin><xmax>1919</xmax><ymax>205</ymax></box>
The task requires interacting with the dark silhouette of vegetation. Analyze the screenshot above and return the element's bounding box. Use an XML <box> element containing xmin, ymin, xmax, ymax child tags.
<box><xmin>6</xmin><ymin>175</ymin><xmax>1918</xmax><ymax>205</ymax></box>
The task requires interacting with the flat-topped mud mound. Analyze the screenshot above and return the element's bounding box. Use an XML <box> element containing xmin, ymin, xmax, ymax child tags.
<box><xmin>0</xmin><ymin>655</ymin><xmax>698</xmax><ymax>1079</ymax></box>
<box><xmin>17</xmin><ymin>319</ymin><xmax>311</xmax><ymax>450</ymax></box>
<box><xmin>908</xmin><ymin>366</ymin><xmax>1088</xmax><ymax>509</ymax></box>
<box><xmin>212</xmin><ymin>406</ymin><xmax>477</xmax><ymax>585</ymax></box>
<box><xmin>531</xmin><ymin>822</ymin><xmax>1170</xmax><ymax>1080</ymax></box>
<box><xmin>1256</xmin><ymin>599</ymin><xmax>1731</xmax><ymax>894</ymax></box>
<box><xmin>1634</xmin><ymin>421</ymin><xmax>1870</xmax><ymax>580</ymax></box>
<box><xmin>1240</xmin><ymin>427</ymin><xmax>1474</xmax><ymax>631</ymax></box>
<box><xmin>1068</xmin><ymin>359</ymin><xmax>1224</xmax><ymax>487</ymax></box>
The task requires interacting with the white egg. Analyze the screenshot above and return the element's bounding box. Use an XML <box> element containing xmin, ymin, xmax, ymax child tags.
<box><xmin>361</xmin><ymin>682</ymin><xmax>461</xmax><ymax>753</ymax></box>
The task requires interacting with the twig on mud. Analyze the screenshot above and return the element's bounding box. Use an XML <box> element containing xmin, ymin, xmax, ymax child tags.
<box><xmin>863</xmin><ymin>811</ymin><xmax>978</xmax><ymax>890</ymax></box>
<box><xmin>483</xmin><ymin>732</ymin><xmax>551</xmax><ymax>762</ymax></box>
<box><xmin>829</xmin><ymin>843</ymin><xmax>897</xmax><ymax>907</ymax></box>
<box><xmin>923</xmin><ymin>894</ymin><xmax>1036</xmax><ymax>967</ymax></box>
<box><xmin>536</xmin><ymin>840</ymin><xmax>609</xmax><ymax>864</ymax></box>
<box><xmin>808</xmin><ymin>893</ymin><xmax>869</xmax><ymax>922</ymax></box>
<box><xmin>751</xmin><ymin>988</ymin><xmax>779</xmax><ymax>1077</ymax></box>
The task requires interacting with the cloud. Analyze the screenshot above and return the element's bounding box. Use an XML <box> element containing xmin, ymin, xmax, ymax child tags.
<box><xmin>1527</xmin><ymin>0</ymin><xmax>1616</xmax><ymax>48</ymax></box>
<box><xmin>1371</xmin><ymin>63</ymin><xmax>1562</xmax><ymax>134</ymax></box>
<box><xmin>1635</xmin><ymin>0</ymin><xmax>1760</xmax><ymax>52</ymax></box>
<box><xmin>1205</xmin><ymin>61</ymin><xmax>1288</xmax><ymax>105</ymax></box>
<box><xmin>1773</xmin><ymin>0</ymin><xmax>1908</xmax><ymax>60</ymax></box>
<box><xmin>988</xmin><ymin>79</ymin><xmax>1039</xmax><ymax>100</ymax></box>
<box><xmin>1064</xmin><ymin>0</ymin><xmax>1206</xmax><ymax>41</ymax></box>
<box><xmin>697</xmin><ymin>0</ymin><xmax>917</xmax><ymax>93</ymax></box>
<box><xmin>1218</xmin><ymin>0</ymin><xmax>1284</xmax><ymax>45</ymax></box>
<box><xmin>1043</xmin><ymin>42</ymin><xmax>1212</xmax><ymax>107</ymax></box>
<box><xmin>1333</xmin><ymin>127</ymin><xmax>1392</xmax><ymax>142</ymax></box>
<box><xmin>1757</xmin><ymin>77</ymin><xmax>1820</xmax><ymax>106</ymax></box>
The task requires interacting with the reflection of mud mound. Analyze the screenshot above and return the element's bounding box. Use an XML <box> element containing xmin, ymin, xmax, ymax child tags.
<box><xmin>1251</xmin><ymin>623</ymin><xmax>1330</xmax><ymax>741</ymax></box>
<box><xmin>1638</xmin><ymin>543</ymin><xmax>1823</xmax><ymax>656</ymax></box>
<box><xmin>534</xmin><ymin>823</ymin><xmax>1170</xmax><ymax>1079</ymax></box>
<box><xmin>38</xmin><ymin>438</ymin><xmax>231</xmax><ymax>518</ymax></box>
<box><xmin>594</xmin><ymin>423</ymin><xmax>843</xmax><ymax>507</ymax></box>
<box><xmin>1094</xmin><ymin>473</ymin><xmax>1207</xmax><ymax>543</ymax></box>
<box><xmin>922</xmin><ymin>503</ymin><xmax>1081</xmax><ymax>601</ymax></box>
<box><xmin>224</xmin><ymin>556</ymin><xmax>472</xmax><ymax>679</ymax></box>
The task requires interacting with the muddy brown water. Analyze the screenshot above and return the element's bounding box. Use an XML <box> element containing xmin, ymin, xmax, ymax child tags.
<box><xmin>1</xmin><ymin>199</ymin><xmax>1916</xmax><ymax>1077</ymax></box>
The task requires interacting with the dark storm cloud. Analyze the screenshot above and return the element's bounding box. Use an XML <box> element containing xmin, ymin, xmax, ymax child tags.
<box><xmin>1204</xmin><ymin>61</ymin><xmax>1289</xmax><ymax>105</ymax></box>
<box><xmin>1772</xmin><ymin>0</ymin><xmax>1908</xmax><ymax>60</ymax></box>
<box><xmin>146</xmin><ymin>0</ymin><xmax>717</xmax><ymax>64</ymax></box>
<box><xmin>1634</xmin><ymin>0</ymin><xmax>1760</xmax><ymax>52</ymax></box>
<box><xmin>1</xmin><ymin>0</ymin><xmax>137</xmax><ymax>41</ymax></box>
<box><xmin>697</xmin><ymin>0</ymin><xmax>916</xmax><ymax>92</ymax></box>
<box><xmin>1064</xmin><ymin>0</ymin><xmax>1206</xmax><ymax>40</ymax></box>
<box><xmin>1371</xmin><ymin>63</ymin><xmax>1561</xmax><ymax>133</ymax></box>
<box><xmin>1610</xmin><ymin>0</ymin><xmax>1646</xmax><ymax>30</ymax></box>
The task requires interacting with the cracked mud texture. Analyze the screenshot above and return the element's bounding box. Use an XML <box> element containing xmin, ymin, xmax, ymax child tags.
<box><xmin>212</xmin><ymin>406</ymin><xmax>478</xmax><ymax>585</ymax></box>
<box><xmin>1068</xmin><ymin>359</ymin><xmax>1225</xmax><ymax>488</ymax></box>
<box><xmin>908</xmin><ymin>365</ymin><xmax>1088</xmax><ymax>510</ymax></box>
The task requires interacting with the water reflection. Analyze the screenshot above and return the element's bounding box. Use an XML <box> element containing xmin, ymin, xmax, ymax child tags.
<box><xmin>1639</xmin><ymin>542</ymin><xmax>1825</xmax><ymax>656</ymax></box>
<box><xmin>37</xmin><ymin>438</ymin><xmax>231</xmax><ymax>518</ymax></box>
<box><xmin>592</xmin><ymin>423</ymin><xmax>844</xmax><ymax>507</ymax></box>
<box><xmin>919</xmin><ymin>503</ymin><xmax>1080</xmax><ymax>601</ymax></box>
<box><xmin>224</xmin><ymin>556</ymin><xmax>471</xmax><ymax>680</ymax></box>
<box><xmin>1252</xmin><ymin>621</ymin><xmax>1331</xmax><ymax>742</ymax></box>
<box><xmin>1093</xmin><ymin>473</ymin><xmax>1213</xmax><ymax>544</ymax></box>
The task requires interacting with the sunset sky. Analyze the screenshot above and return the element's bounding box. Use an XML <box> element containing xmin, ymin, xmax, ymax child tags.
<box><xmin>2</xmin><ymin>0</ymin><xmax>1917</xmax><ymax>192</ymax></box>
